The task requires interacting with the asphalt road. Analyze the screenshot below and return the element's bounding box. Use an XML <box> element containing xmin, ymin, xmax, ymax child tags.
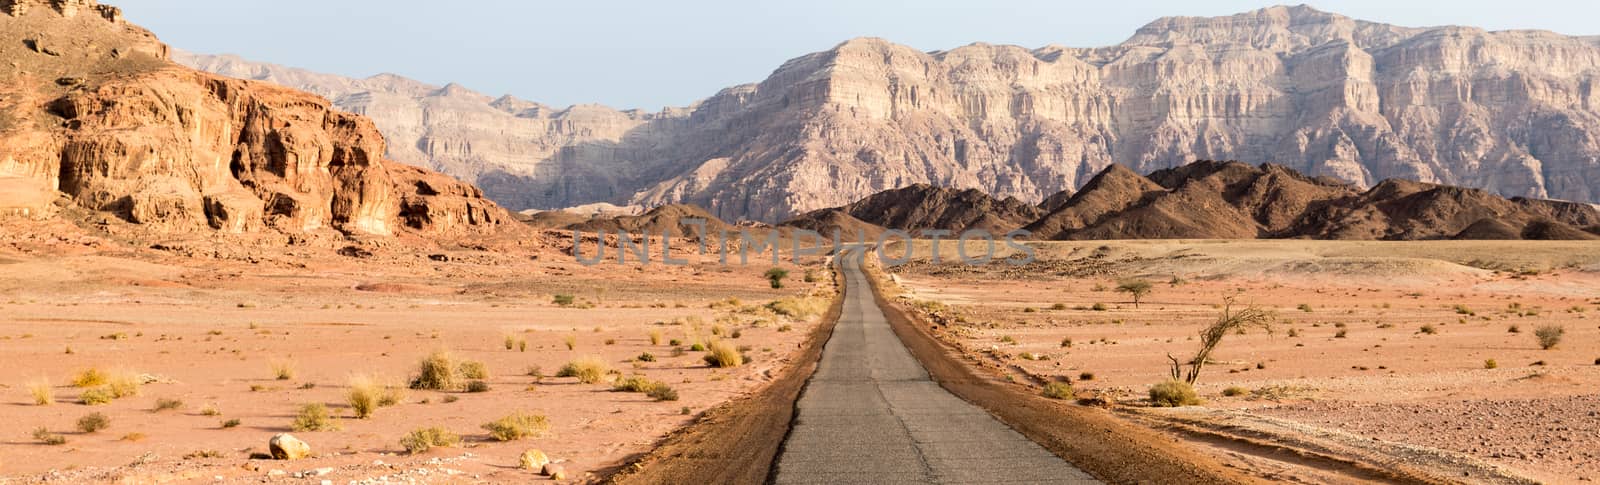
<box><xmin>772</xmin><ymin>249</ymin><xmax>1100</xmax><ymax>484</ymax></box>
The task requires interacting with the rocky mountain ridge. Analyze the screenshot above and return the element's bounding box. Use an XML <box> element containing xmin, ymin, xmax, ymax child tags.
<box><xmin>167</xmin><ymin>5</ymin><xmax>1600</xmax><ymax>222</ymax></box>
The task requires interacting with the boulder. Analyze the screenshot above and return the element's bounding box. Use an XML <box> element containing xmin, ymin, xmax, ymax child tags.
<box><xmin>541</xmin><ymin>463</ymin><xmax>565</xmax><ymax>480</ymax></box>
<box><xmin>518</xmin><ymin>449</ymin><xmax>549</xmax><ymax>471</ymax></box>
<box><xmin>268</xmin><ymin>434</ymin><xmax>311</xmax><ymax>460</ymax></box>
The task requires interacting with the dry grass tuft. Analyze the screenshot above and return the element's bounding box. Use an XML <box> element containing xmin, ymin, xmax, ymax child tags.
<box><xmin>400</xmin><ymin>427</ymin><xmax>461</xmax><ymax>454</ymax></box>
<box><xmin>79</xmin><ymin>387</ymin><xmax>114</xmax><ymax>405</ymax></box>
<box><xmin>348</xmin><ymin>375</ymin><xmax>404</xmax><ymax>419</ymax></box>
<box><xmin>71</xmin><ymin>368</ymin><xmax>107</xmax><ymax>388</ymax></box>
<box><xmin>557</xmin><ymin>356</ymin><xmax>610</xmax><ymax>384</ymax></box>
<box><xmin>767</xmin><ymin>297</ymin><xmax>828</xmax><ymax>320</ymax></box>
<box><xmin>32</xmin><ymin>427</ymin><xmax>66</xmax><ymax>445</ymax></box>
<box><xmin>153</xmin><ymin>397</ymin><xmax>184</xmax><ymax>412</ymax></box>
<box><xmin>409</xmin><ymin>350</ymin><xmax>457</xmax><ymax>390</ymax></box>
<box><xmin>269</xmin><ymin>359</ymin><xmax>296</xmax><ymax>381</ymax></box>
<box><xmin>26</xmin><ymin>378</ymin><xmax>52</xmax><ymax>405</ymax></box>
<box><xmin>702</xmin><ymin>340</ymin><xmax>744</xmax><ymax>368</ymax></box>
<box><xmin>481</xmin><ymin>412</ymin><xmax>550</xmax><ymax>441</ymax></box>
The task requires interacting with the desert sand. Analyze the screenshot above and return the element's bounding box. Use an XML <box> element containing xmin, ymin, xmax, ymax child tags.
<box><xmin>0</xmin><ymin>224</ymin><xmax>834</xmax><ymax>483</ymax></box>
<box><xmin>884</xmin><ymin>239</ymin><xmax>1600</xmax><ymax>484</ymax></box>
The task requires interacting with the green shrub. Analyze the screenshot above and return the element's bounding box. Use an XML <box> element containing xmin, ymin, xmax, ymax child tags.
<box><xmin>637</xmin><ymin>352</ymin><xmax>657</xmax><ymax>362</ymax></box>
<box><xmin>32</xmin><ymin>427</ymin><xmax>66</xmax><ymax>445</ymax></box>
<box><xmin>1148</xmin><ymin>380</ymin><xmax>1201</xmax><ymax>407</ymax></box>
<box><xmin>401</xmin><ymin>427</ymin><xmax>461</xmax><ymax>454</ymax></box>
<box><xmin>77</xmin><ymin>412</ymin><xmax>110</xmax><ymax>433</ymax></box>
<box><xmin>481</xmin><ymin>412</ymin><xmax>550</xmax><ymax>441</ymax></box>
<box><xmin>80</xmin><ymin>387</ymin><xmax>114</xmax><ymax>405</ymax></box>
<box><xmin>458</xmin><ymin>361</ymin><xmax>489</xmax><ymax>380</ymax></box>
<box><xmin>154</xmin><ymin>397</ymin><xmax>184</xmax><ymax>412</ymax></box>
<box><xmin>1535</xmin><ymin>325</ymin><xmax>1565</xmax><ymax>350</ymax></box>
<box><xmin>647</xmin><ymin>384</ymin><xmax>679</xmax><ymax>401</ymax></box>
<box><xmin>291</xmin><ymin>403</ymin><xmax>339</xmax><ymax>432</ymax></box>
<box><xmin>764</xmin><ymin>268</ymin><xmax>789</xmax><ymax>289</ymax></box>
<box><xmin>1041</xmin><ymin>381</ymin><xmax>1073</xmax><ymax>400</ymax></box>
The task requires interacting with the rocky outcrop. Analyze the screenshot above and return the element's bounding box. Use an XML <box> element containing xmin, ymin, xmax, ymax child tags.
<box><xmin>181</xmin><ymin>6</ymin><xmax>1600</xmax><ymax>221</ymax></box>
<box><xmin>0</xmin><ymin>2</ymin><xmax>512</xmax><ymax>239</ymax></box>
<box><xmin>794</xmin><ymin>184</ymin><xmax>1040</xmax><ymax>234</ymax></box>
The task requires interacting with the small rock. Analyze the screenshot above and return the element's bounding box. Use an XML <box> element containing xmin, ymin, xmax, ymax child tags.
<box><xmin>269</xmin><ymin>434</ymin><xmax>311</xmax><ymax>460</ymax></box>
<box><xmin>518</xmin><ymin>449</ymin><xmax>550</xmax><ymax>470</ymax></box>
<box><xmin>267</xmin><ymin>470</ymin><xmax>286</xmax><ymax>477</ymax></box>
<box><xmin>542</xmin><ymin>463</ymin><xmax>566</xmax><ymax>480</ymax></box>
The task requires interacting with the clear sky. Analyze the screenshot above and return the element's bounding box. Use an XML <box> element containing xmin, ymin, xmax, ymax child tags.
<box><xmin>116</xmin><ymin>0</ymin><xmax>1600</xmax><ymax>110</ymax></box>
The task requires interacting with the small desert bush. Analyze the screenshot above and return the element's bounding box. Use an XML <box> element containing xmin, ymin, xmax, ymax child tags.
<box><xmin>200</xmin><ymin>403</ymin><xmax>221</xmax><ymax>416</ymax></box>
<box><xmin>465</xmin><ymin>380</ymin><xmax>491</xmax><ymax>393</ymax></box>
<box><xmin>1508</xmin><ymin>324</ymin><xmax>1521</xmax><ymax>333</ymax></box>
<box><xmin>458</xmin><ymin>360</ymin><xmax>489</xmax><ymax>380</ymax></box>
<box><xmin>481</xmin><ymin>412</ymin><xmax>550</xmax><ymax>441</ymax></box>
<box><xmin>27</xmin><ymin>378</ymin><xmax>52</xmax><ymax>405</ymax></box>
<box><xmin>72</xmin><ymin>368</ymin><xmax>108</xmax><ymax>388</ymax></box>
<box><xmin>767</xmin><ymin>297</ymin><xmax>828</xmax><ymax>320</ymax></box>
<box><xmin>703</xmin><ymin>340</ymin><xmax>744</xmax><ymax>368</ymax></box>
<box><xmin>220</xmin><ymin>418</ymin><xmax>241</xmax><ymax>428</ymax></box>
<box><xmin>1297</xmin><ymin>303</ymin><xmax>1313</xmax><ymax>312</ymax></box>
<box><xmin>1078</xmin><ymin>372</ymin><xmax>1095</xmax><ymax>381</ymax></box>
<box><xmin>409</xmin><ymin>350</ymin><xmax>457</xmax><ymax>390</ymax></box>
<box><xmin>504</xmin><ymin>335</ymin><xmax>517</xmax><ymax>350</ymax></box>
<box><xmin>77</xmin><ymin>412</ymin><xmax>110</xmax><ymax>433</ymax></box>
<box><xmin>557</xmin><ymin>355</ymin><xmax>610</xmax><ymax>384</ymax></box>
<box><xmin>553</xmin><ymin>294</ymin><xmax>575</xmax><ymax>306</ymax></box>
<box><xmin>648</xmin><ymin>329</ymin><xmax>663</xmax><ymax>346</ymax></box>
<box><xmin>348</xmin><ymin>375</ymin><xmax>403</xmax><ymax>419</ymax></box>
<box><xmin>1091</xmin><ymin>302</ymin><xmax>1108</xmax><ymax>311</ymax></box>
<box><xmin>1041</xmin><ymin>381</ymin><xmax>1073</xmax><ymax>400</ymax></box>
<box><xmin>153</xmin><ymin>397</ymin><xmax>184</xmax><ymax>412</ymax></box>
<box><xmin>1418</xmin><ymin>324</ymin><xmax>1438</xmax><ymax>335</ymax></box>
<box><xmin>1221</xmin><ymin>386</ymin><xmax>1248</xmax><ymax>397</ymax></box>
<box><xmin>291</xmin><ymin>403</ymin><xmax>339</xmax><ymax>432</ymax></box>
<box><xmin>563</xmin><ymin>335</ymin><xmax>577</xmax><ymax>350</ymax></box>
<box><xmin>1148</xmin><ymin>380</ymin><xmax>1201</xmax><ymax>407</ymax></box>
<box><xmin>1535</xmin><ymin>325</ymin><xmax>1565</xmax><ymax>350</ymax></box>
<box><xmin>400</xmin><ymin>427</ymin><xmax>460</xmax><ymax>454</ymax></box>
<box><xmin>1484</xmin><ymin>359</ymin><xmax>1498</xmax><ymax>369</ymax></box>
<box><xmin>612</xmin><ymin>376</ymin><xmax>661</xmax><ymax>393</ymax></box>
<box><xmin>270</xmin><ymin>359</ymin><xmax>296</xmax><ymax>381</ymax></box>
<box><xmin>80</xmin><ymin>387</ymin><xmax>115</xmax><ymax>405</ymax></box>
<box><xmin>32</xmin><ymin>427</ymin><xmax>66</xmax><ymax>445</ymax></box>
<box><xmin>648</xmin><ymin>384</ymin><xmax>679</xmax><ymax>401</ymax></box>
<box><xmin>636</xmin><ymin>352</ymin><xmax>656</xmax><ymax>362</ymax></box>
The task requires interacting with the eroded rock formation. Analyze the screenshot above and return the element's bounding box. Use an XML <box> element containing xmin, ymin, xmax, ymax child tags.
<box><xmin>0</xmin><ymin>1</ymin><xmax>512</xmax><ymax>239</ymax></box>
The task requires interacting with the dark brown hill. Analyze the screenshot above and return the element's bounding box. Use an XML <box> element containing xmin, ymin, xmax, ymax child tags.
<box><xmin>1050</xmin><ymin>162</ymin><xmax>1600</xmax><ymax>240</ymax></box>
<box><xmin>802</xmin><ymin>184</ymin><xmax>1042</xmax><ymax>234</ymax></box>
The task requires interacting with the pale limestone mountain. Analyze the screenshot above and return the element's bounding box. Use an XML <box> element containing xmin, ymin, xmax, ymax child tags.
<box><xmin>178</xmin><ymin>5</ymin><xmax>1600</xmax><ymax>222</ymax></box>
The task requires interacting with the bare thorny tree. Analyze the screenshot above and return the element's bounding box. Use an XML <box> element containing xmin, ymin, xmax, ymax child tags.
<box><xmin>1168</xmin><ymin>296</ymin><xmax>1274</xmax><ymax>385</ymax></box>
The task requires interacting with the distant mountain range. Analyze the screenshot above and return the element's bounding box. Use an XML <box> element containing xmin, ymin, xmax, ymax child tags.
<box><xmin>179</xmin><ymin>5</ymin><xmax>1600</xmax><ymax>222</ymax></box>
<box><xmin>546</xmin><ymin>161</ymin><xmax>1600</xmax><ymax>241</ymax></box>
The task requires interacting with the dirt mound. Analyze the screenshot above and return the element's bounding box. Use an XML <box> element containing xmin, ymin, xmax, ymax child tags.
<box><xmin>0</xmin><ymin>1</ymin><xmax>515</xmax><ymax>244</ymax></box>
<box><xmin>568</xmin><ymin>204</ymin><xmax>737</xmax><ymax>240</ymax></box>
<box><xmin>779</xmin><ymin>208</ymin><xmax>885</xmax><ymax>240</ymax></box>
<box><xmin>799</xmin><ymin>183</ymin><xmax>1040</xmax><ymax>234</ymax></box>
<box><xmin>1020</xmin><ymin>161</ymin><xmax>1598</xmax><ymax>240</ymax></box>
